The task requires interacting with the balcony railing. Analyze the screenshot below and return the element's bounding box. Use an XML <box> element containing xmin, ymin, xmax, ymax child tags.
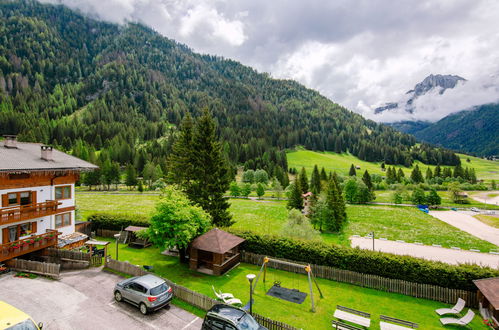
<box><xmin>0</xmin><ymin>200</ymin><xmax>61</xmax><ymax>226</ymax></box>
<box><xmin>0</xmin><ymin>230</ymin><xmax>60</xmax><ymax>262</ymax></box>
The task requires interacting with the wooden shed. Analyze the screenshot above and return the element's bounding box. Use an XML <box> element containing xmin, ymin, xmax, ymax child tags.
<box><xmin>124</xmin><ymin>226</ymin><xmax>151</xmax><ymax>248</ymax></box>
<box><xmin>473</xmin><ymin>277</ymin><xmax>499</xmax><ymax>327</ymax></box>
<box><xmin>189</xmin><ymin>228</ymin><xmax>245</xmax><ymax>276</ymax></box>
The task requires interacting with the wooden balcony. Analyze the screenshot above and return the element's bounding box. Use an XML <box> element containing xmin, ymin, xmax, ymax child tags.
<box><xmin>0</xmin><ymin>200</ymin><xmax>61</xmax><ymax>226</ymax></box>
<box><xmin>0</xmin><ymin>230</ymin><xmax>60</xmax><ymax>262</ymax></box>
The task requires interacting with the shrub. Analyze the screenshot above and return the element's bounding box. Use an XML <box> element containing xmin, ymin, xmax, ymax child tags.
<box><xmin>228</xmin><ymin>230</ymin><xmax>499</xmax><ymax>291</ymax></box>
<box><xmin>88</xmin><ymin>213</ymin><xmax>149</xmax><ymax>231</ymax></box>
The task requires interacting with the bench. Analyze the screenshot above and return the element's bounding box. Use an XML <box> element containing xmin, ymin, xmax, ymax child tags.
<box><xmin>332</xmin><ymin>320</ymin><xmax>364</xmax><ymax>330</ymax></box>
<box><xmin>333</xmin><ymin>305</ymin><xmax>371</xmax><ymax>328</ymax></box>
<box><xmin>380</xmin><ymin>315</ymin><xmax>418</xmax><ymax>329</ymax></box>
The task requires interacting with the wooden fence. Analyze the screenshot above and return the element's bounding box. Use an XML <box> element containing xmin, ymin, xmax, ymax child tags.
<box><xmin>47</xmin><ymin>248</ymin><xmax>90</xmax><ymax>261</ymax></box>
<box><xmin>6</xmin><ymin>258</ymin><xmax>60</xmax><ymax>279</ymax></box>
<box><xmin>241</xmin><ymin>251</ymin><xmax>478</xmax><ymax>308</ymax></box>
<box><xmin>105</xmin><ymin>258</ymin><xmax>299</xmax><ymax>330</ymax></box>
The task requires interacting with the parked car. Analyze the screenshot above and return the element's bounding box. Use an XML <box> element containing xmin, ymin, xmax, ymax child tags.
<box><xmin>0</xmin><ymin>301</ymin><xmax>43</xmax><ymax>330</ymax></box>
<box><xmin>114</xmin><ymin>274</ymin><xmax>173</xmax><ymax>315</ymax></box>
<box><xmin>202</xmin><ymin>304</ymin><xmax>267</xmax><ymax>330</ymax></box>
<box><xmin>470</xmin><ymin>207</ymin><xmax>480</xmax><ymax>212</ymax></box>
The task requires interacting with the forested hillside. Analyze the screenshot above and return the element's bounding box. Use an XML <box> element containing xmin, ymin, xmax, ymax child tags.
<box><xmin>0</xmin><ymin>0</ymin><xmax>461</xmax><ymax>178</ymax></box>
<box><xmin>414</xmin><ymin>104</ymin><xmax>499</xmax><ymax>156</ymax></box>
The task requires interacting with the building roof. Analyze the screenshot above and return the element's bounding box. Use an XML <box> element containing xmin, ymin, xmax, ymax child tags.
<box><xmin>473</xmin><ymin>277</ymin><xmax>499</xmax><ymax>310</ymax></box>
<box><xmin>191</xmin><ymin>228</ymin><xmax>245</xmax><ymax>254</ymax></box>
<box><xmin>0</xmin><ymin>142</ymin><xmax>98</xmax><ymax>172</ymax></box>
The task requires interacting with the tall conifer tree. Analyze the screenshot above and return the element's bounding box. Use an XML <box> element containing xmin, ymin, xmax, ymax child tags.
<box><xmin>310</xmin><ymin>165</ymin><xmax>321</xmax><ymax>194</ymax></box>
<box><xmin>299</xmin><ymin>167</ymin><xmax>309</xmax><ymax>193</ymax></box>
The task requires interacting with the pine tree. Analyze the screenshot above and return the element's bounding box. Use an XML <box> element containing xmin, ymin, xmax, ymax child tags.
<box><xmin>469</xmin><ymin>168</ymin><xmax>477</xmax><ymax>184</ymax></box>
<box><xmin>310</xmin><ymin>165</ymin><xmax>321</xmax><ymax>194</ymax></box>
<box><xmin>453</xmin><ymin>164</ymin><xmax>464</xmax><ymax>178</ymax></box>
<box><xmin>125</xmin><ymin>164</ymin><xmax>138</xmax><ymax>189</ymax></box>
<box><xmin>167</xmin><ymin>113</ymin><xmax>195</xmax><ymax>190</ymax></box>
<box><xmin>299</xmin><ymin>167</ymin><xmax>309</xmax><ymax>193</ymax></box>
<box><xmin>188</xmin><ymin>109</ymin><xmax>233</xmax><ymax>227</ymax></box>
<box><xmin>287</xmin><ymin>181</ymin><xmax>303</xmax><ymax>210</ymax></box>
<box><xmin>349</xmin><ymin>164</ymin><xmax>357</xmax><ymax>176</ymax></box>
<box><xmin>410</xmin><ymin>165</ymin><xmax>424</xmax><ymax>183</ymax></box>
<box><xmin>320</xmin><ymin>167</ymin><xmax>328</xmax><ymax>181</ymax></box>
<box><xmin>425</xmin><ymin>167</ymin><xmax>433</xmax><ymax>181</ymax></box>
<box><xmin>332</xmin><ymin>172</ymin><xmax>347</xmax><ymax>222</ymax></box>
<box><xmin>362</xmin><ymin>170</ymin><xmax>373</xmax><ymax>191</ymax></box>
<box><xmin>397</xmin><ymin>168</ymin><xmax>405</xmax><ymax>182</ymax></box>
<box><xmin>434</xmin><ymin>165</ymin><xmax>442</xmax><ymax>178</ymax></box>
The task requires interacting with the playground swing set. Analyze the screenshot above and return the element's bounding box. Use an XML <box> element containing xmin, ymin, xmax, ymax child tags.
<box><xmin>251</xmin><ymin>256</ymin><xmax>324</xmax><ymax>312</ymax></box>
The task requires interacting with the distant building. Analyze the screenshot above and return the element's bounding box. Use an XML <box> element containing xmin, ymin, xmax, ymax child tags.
<box><xmin>0</xmin><ymin>136</ymin><xmax>97</xmax><ymax>263</ymax></box>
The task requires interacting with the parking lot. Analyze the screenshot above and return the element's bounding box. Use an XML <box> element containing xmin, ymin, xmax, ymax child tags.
<box><xmin>0</xmin><ymin>267</ymin><xmax>203</xmax><ymax>330</ymax></box>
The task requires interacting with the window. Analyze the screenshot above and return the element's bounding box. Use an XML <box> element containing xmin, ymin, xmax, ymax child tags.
<box><xmin>55</xmin><ymin>186</ymin><xmax>71</xmax><ymax>200</ymax></box>
<box><xmin>55</xmin><ymin>212</ymin><xmax>71</xmax><ymax>228</ymax></box>
<box><xmin>4</xmin><ymin>191</ymin><xmax>32</xmax><ymax>206</ymax></box>
<box><xmin>19</xmin><ymin>223</ymin><xmax>32</xmax><ymax>237</ymax></box>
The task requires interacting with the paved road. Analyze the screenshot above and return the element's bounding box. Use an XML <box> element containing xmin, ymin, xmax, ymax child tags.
<box><xmin>471</xmin><ymin>190</ymin><xmax>499</xmax><ymax>206</ymax></box>
<box><xmin>429</xmin><ymin>210</ymin><xmax>499</xmax><ymax>246</ymax></box>
<box><xmin>0</xmin><ymin>267</ymin><xmax>203</xmax><ymax>330</ymax></box>
<box><xmin>351</xmin><ymin>237</ymin><xmax>499</xmax><ymax>268</ymax></box>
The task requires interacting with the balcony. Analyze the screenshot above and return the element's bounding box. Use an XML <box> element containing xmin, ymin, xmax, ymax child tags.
<box><xmin>0</xmin><ymin>230</ymin><xmax>60</xmax><ymax>262</ymax></box>
<box><xmin>0</xmin><ymin>200</ymin><xmax>61</xmax><ymax>226</ymax></box>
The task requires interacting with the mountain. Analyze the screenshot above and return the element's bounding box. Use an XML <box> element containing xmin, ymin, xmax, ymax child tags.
<box><xmin>374</xmin><ymin>74</ymin><xmax>466</xmax><ymax>114</ymax></box>
<box><xmin>388</xmin><ymin>121</ymin><xmax>431</xmax><ymax>135</ymax></box>
<box><xmin>412</xmin><ymin>104</ymin><xmax>499</xmax><ymax>156</ymax></box>
<box><xmin>0</xmin><ymin>0</ymin><xmax>461</xmax><ymax>172</ymax></box>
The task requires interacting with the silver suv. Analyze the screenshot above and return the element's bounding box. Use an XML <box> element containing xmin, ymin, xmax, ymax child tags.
<box><xmin>114</xmin><ymin>274</ymin><xmax>173</xmax><ymax>315</ymax></box>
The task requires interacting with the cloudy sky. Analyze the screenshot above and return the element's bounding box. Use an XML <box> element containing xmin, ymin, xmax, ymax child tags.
<box><xmin>44</xmin><ymin>0</ymin><xmax>499</xmax><ymax>122</ymax></box>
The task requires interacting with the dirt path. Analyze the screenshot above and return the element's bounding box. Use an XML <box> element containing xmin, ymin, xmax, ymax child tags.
<box><xmin>429</xmin><ymin>210</ymin><xmax>499</xmax><ymax>246</ymax></box>
<box><xmin>471</xmin><ymin>190</ymin><xmax>499</xmax><ymax>205</ymax></box>
<box><xmin>350</xmin><ymin>237</ymin><xmax>499</xmax><ymax>268</ymax></box>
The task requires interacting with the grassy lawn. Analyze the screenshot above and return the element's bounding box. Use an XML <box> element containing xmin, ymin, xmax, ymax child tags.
<box><xmin>98</xmin><ymin>238</ymin><xmax>486</xmax><ymax>330</ymax></box>
<box><xmin>474</xmin><ymin>214</ymin><xmax>499</xmax><ymax>229</ymax></box>
<box><xmin>76</xmin><ymin>192</ymin><xmax>159</xmax><ymax>219</ymax></box>
<box><xmin>230</xmin><ymin>199</ymin><xmax>289</xmax><ymax>236</ymax></box>
<box><xmin>287</xmin><ymin>148</ymin><xmax>499</xmax><ymax>181</ymax></box>
<box><xmin>344</xmin><ymin>205</ymin><xmax>497</xmax><ymax>251</ymax></box>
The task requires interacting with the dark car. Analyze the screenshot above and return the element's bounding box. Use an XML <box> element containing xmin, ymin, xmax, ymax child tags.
<box><xmin>202</xmin><ymin>304</ymin><xmax>267</xmax><ymax>330</ymax></box>
<box><xmin>114</xmin><ymin>274</ymin><xmax>173</xmax><ymax>315</ymax></box>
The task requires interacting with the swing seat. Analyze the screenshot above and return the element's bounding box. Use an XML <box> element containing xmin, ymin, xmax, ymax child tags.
<box><xmin>267</xmin><ymin>284</ymin><xmax>307</xmax><ymax>304</ymax></box>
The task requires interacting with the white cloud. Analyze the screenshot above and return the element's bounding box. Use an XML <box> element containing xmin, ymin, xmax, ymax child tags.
<box><xmin>40</xmin><ymin>0</ymin><xmax>499</xmax><ymax>122</ymax></box>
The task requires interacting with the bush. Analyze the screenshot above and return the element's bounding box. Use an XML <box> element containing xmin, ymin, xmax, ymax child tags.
<box><xmin>88</xmin><ymin>213</ymin><xmax>149</xmax><ymax>231</ymax></box>
<box><xmin>228</xmin><ymin>230</ymin><xmax>499</xmax><ymax>291</ymax></box>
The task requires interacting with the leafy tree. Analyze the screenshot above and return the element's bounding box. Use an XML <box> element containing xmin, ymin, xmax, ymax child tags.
<box><xmin>392</xmin><ymin>190</ymin><xmax>403</xmax><ymax>204</ymax></box>
<box><xmin>355</xmin><ymin>181</ymin><xmax>373</xmax><ymax>204</ymax></box>
<box><xmin>242</xmin><ymin>170</ymin><xmax>255</xmax><ymax>183</ymax></box>
<box><xmin>410</xmin><ymin>165</ymin><xmax>424</xmax><ymax>183</ymax></box>
<box><xmin>411</xmin><ymin>188</ymin><xmax>427</xmax><ymax>205</ymax></box>
<box><xmin>254</xmin><ymin>169</ymin><xmax>269</xmax><ymax>184</ymax></box>
<box><xmin>272</xmin><ymin>180</ymin><xmax>283</xmax><ymax>200</ymax></box>
<box><xmin>281</xmin><ymin>209</ymin><xmax>320</xmax><ymax>240</ymax></box>
<box><xmin>344</xmin><ymin>178</ymin><xmax>358</xmax><ymax>203</ymax></box>
<box><xmin>229</xmin><ymin>182</ymin><xmax>240</xmax><ymax>197</ymax></box>
<box><xmin>256</xmin><ymin>183</ymin><xmax>265</xmax><ymax>199</ymax></box>
<box><xmin>310</xmin><ymin>165</ymin><xmax>322</xmax><ymax>194</ymax></box>
<box><xmin>492</xmin><ymin>180</ymin><xmax>496</xmax><ymax>190</ymax></box>
<box><xmin>125</xmin><ymin>164</ymin><xmax>138</xmax><ymax>189</ymax></box>
<box><xmin>287</xmin><ymin>181</ymin><xmax>303</xmax><ymax>210</ymax></box>
<box><xmin>241</xmin><ymin>183</ymin><xmax>252</xmax><ymax>198</ymax></box>
<box><xmin>349</xmin><ymin>164</ymin><xmax>357</xmax><ymax>176</ymax></box>
<box><xmin>145</xmin><ymin>187</ymin><xmax>210</xmax><ymax>263</ymax></box>
<box><xmin>427</xmin><ymin>189</ymin><xmax>441</xmax><ymax>206</ymax></box>
<box><xmin>448</xmin><ymin>182</ymin><xmax>467</xmax><ymax>204</ymax></box>
<box><xmin>299</xmin><ymin>167</ymin><xmax>309</xmax><ymax>193</ymax></box>
<box><xmin>137</xmin><ymin>179</ymin><xmax>144</xmax><ymax>193</ymax></box>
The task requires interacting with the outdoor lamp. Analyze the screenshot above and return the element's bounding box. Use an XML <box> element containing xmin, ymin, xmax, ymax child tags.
<box><xmin>246</xmin><ymin>273</ymin><xmax>256</xmax><ymax>315</ymax></box>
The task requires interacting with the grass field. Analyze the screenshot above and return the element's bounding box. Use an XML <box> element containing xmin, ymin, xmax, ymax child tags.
<box><xmin>373</xmin><ymin>190</ymin><xmax>499</xmax><ymax>210</ymax></box>
<box><xmin>99</xmin><ymin>238</ymin><xmax>486</xmax><ymax>330</ymax></box>
<box><xmin>287</xmin><ymin>148</ymin><xmax>499</xmax><ymax>181</ymax></box>
<box><xmin>76</xmin><ymin>192</ymin><xmax>496</xmax><ymax>251</ymax></box>
<box><xmin>474</xmin><ymin>214</ymin><xmax>499</xmax><ymax>229</ymax></box>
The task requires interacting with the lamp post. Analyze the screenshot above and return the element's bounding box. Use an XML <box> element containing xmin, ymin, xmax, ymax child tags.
<box><xmin>113</xmin><ymin>233</ymin><xmax>120</xmax><ymax>260</ymax></box>
<box><xmin>369</xmin><ymin>231</ymin><xmax>375</xmax><ymax>251</ymax></box>
<box><xmin>246</xmin><ymin>273</ymin><xmax>256</xmax><ymax>315</ymax></box>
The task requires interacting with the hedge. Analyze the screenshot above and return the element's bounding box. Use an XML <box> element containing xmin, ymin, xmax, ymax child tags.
<box><xmin>228</xmin><ymin>230</ymin><xmax>499</xmax><ymax>291</ymax></box>
<box><xmin>88</xmin><ymin>213</ymin><xmax>150</xmax><ymax>231</ymax></box>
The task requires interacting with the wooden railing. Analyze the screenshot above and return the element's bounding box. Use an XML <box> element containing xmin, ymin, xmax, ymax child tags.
<box><xmin>0</xmin><ymin>200</ymin><xmax>61</xmax><ymax>225</ymax></box>
<box><xmin>219</xmin><ymin>253</ymin><xmax>241</xmax><ymax>273</ymax></box>
<box><xmin>0</xmin><ymin>230</ymin><xmax>60</xmax><ymax>262</ymax></box>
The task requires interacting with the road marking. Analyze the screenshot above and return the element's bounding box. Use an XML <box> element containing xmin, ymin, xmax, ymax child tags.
<box><xmin>107</xmin><ymin>301</ymin><xmax>160</xmax><ymax>329</ymax></box>
<box><xmin>181</xmin><ymin>317</ymin><xmax>200</xmax><ymax>330</ymax></box>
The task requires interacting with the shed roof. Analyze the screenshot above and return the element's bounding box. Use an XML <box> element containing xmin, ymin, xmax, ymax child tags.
<box><xmin>473</xmin><ymin>277</ymin><xmax>499</xmax><ymax>310</ymax></box>
<box><xmin>0</xmin><ymin>142</ymin><xmax>98</xmax><ymax>172</ymax></box>
<box><xmin>125</xmin><ymin>226</ymin><xmax>148</xmax><ymax>232</ymax></box>
<box><xmin>191</xmin><ymin>228</ymin><xmax>245</xmax><ymax>254</ymax></box>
